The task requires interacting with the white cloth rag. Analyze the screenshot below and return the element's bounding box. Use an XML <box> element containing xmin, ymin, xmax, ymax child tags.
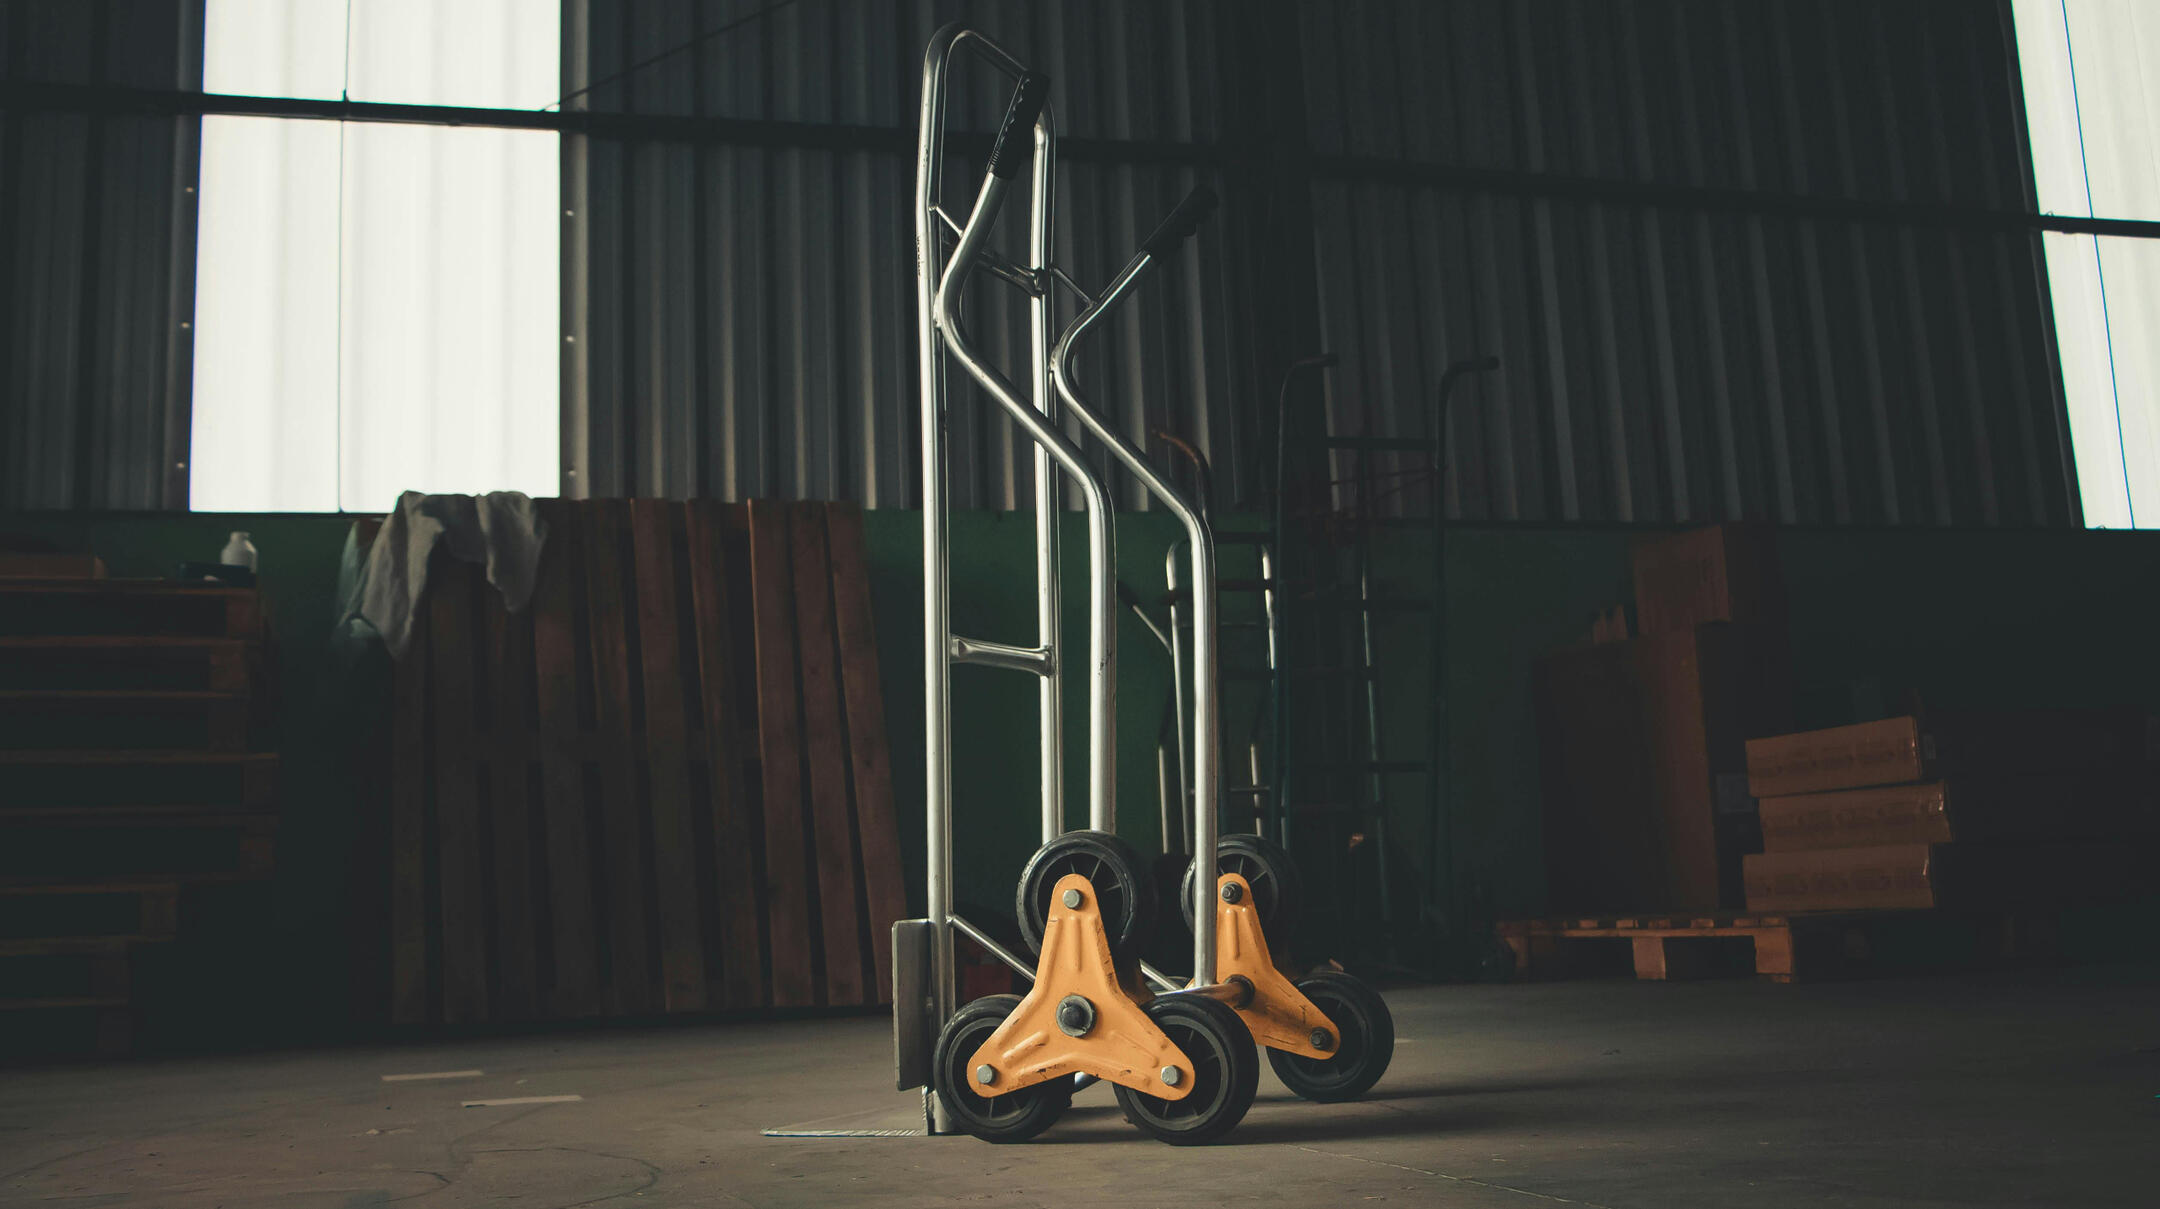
<box><xmin>352</xmin><ymin>491</ymin><xmax>548</xmax><ymax>659</ymax></box>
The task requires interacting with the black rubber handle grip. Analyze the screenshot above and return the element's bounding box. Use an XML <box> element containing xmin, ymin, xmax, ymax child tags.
<box><xmin>1140</xmin><ymin>186</ymin><xmax>1220</xmax><ymax>258</ymax></box>
<box><xmin>987</xmin><ymin>72</ymin><xmax>1050</xmax><ymax>180</ymax></box>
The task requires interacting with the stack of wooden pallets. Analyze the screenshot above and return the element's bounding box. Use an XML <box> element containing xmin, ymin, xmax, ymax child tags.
<box><xmin>0</xmin><ymin>564</ymin><xmax>278</xmax><ymax>1056</ymax></box>
<box><xmin>382</xmin><ymin>499</ymin><xmax>905</xmax><ymax>1025</ymax></box>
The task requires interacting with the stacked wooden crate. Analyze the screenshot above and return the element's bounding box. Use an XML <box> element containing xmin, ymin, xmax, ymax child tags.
<box><xmin>0</xmin><ymin>563</ymin><xmax>277</xmax><ymax>1056</ymax></box>
<box><xmin>1512</xmin><ymin>526</ymin><xmax>1808</xmax><ymax>981</ymax></box>
<box><xmin>1519</xmin><ymin>525</ymin><xmax>2160</xmax><ymax>982</ymax></box>
<box><xmin>382</xmin><ymin>499</ymin><xmax>905</xmax><ymax>1026</ymax></box>
<box><xmin>1535</xmin><ymin>524</ymin><xmax>1792</xmax><ymax>914</ymax></box>
<box><xmin>1742</xmin><ymin>711</ymin><xmax>2159</xmax><ymax>913</ymax></box>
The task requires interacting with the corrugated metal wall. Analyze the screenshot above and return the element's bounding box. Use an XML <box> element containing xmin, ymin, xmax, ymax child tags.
<box><xmin>0</xmin><ymin>0</ymin><xmax>2082</xmax><ymax>525</ymax></box>
<box><xmin>569</xmin><ymin>0</ymin><xmax>2080</xmax><ymax>525</ymax></box>
<box><xmin>1303</xmin><ymin>0</ymin><xmax>2076</xmax><ymax>526</ymax></box>
<box><xmin>565</xmin><ymin>0</ymin><xmax>1257</xmax><ymax>510</ymax></box>
<box><xmin>0</xmin><ymin>1</ymin><xmax>201</xmax><ymax>511</ymax></box>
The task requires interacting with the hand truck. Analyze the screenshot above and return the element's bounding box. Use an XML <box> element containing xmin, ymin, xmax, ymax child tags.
<box><xmin>892</xmin><ymin>24</ymin><xmax>1395</xmax><ymax>1145</ymax></box>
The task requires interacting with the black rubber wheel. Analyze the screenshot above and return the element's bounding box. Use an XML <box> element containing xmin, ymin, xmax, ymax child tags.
<box><xmin>1180</xmin><ymin>833</ymin><xmax>1303</xmax><ymax>950</ymax></box>
<box><xmin>1267</xmin><ymin>971</ymin><xmax>1394</xmax><ymax>1102</ymax></box>
<box><xmin>1113</xmin><ymin>993</ymin><xmax>1259</xmax><ymax>1145</ymax></box>
<box><xmin>932</xmin><ymin>995</ymin><xmax>1070</xmax><ymax>1142</ymax></box>
<box><xmin>1016</xmin><ymin>830</ymin><xmax>1155</xmax><ymax>963</ymax></box>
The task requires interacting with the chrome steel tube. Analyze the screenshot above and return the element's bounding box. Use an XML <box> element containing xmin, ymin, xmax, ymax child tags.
<box><xmin>1050</xmin><ymin>252</ymin><xmax>1222</xmax><ymax>986</ymax></box>
<box><xmin>951</xmin><ymin>913</ymin><xmax>1038</xmax><ymax>981</ymax></box>
<box><xmin>1163</xmin><ymin>544</ymin><xmax>1190</xmax><ymax>853</ymax></box>
<box><xmin>1156</xmin><ymin>745</ymin><xmax>1173</xmax><ymax>861</ymax></box>
<box><xmin>914</xmin><ymin>28</ymin><xmax>960</xmax><ymax>1092</ymax></box>
<box><xmin>949</xmin><ymin>635</ymin><xmax>1055</xmax><ymax>676</ymax></box>
<box><xmin>914</xmin><ymin>28</ymin><xmax>1037</xmax><ymax>1130</ymax></box>
<box><xmin>1030</xmin><ymin>110</ymin><xmax>1063</xmax><ymax>845</ymax></box>
<box><xmin>935</xmin><ymin>172</ymin><xmax>1118</xmax><ymax>838</ymax></box>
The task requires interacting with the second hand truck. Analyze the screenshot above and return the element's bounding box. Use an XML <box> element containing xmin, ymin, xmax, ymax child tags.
<box><xmin>892</xmin><ymin>24</ymin><xmax>1395</xmax><ymax>1145</ymax></box>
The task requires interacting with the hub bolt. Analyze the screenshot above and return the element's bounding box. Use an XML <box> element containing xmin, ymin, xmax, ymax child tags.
<box><xmin>1310</xmin><ymin>1028</ymin><xmax>1334</xmax><ymax>1051</ymax></box>
<box><xmin>1160</xmin><ymin>1065</ymin><xmax>1182</xmax><ymax>1086</ymax></box>
<box><xmin>1062</xmin><ymin>888</ymin><xmax>1083</xmax><ymax>909</ymax></box>
<box><xmin>1055</xmin><ymin>994</ymin><xmax>1097</xmax><ymax>1038</ymax></box>
<box><xmin>975</xmin><ymin>1064</ymin><xmax>996</xmax><ymax>1085</ymax></box>
<box><xmin>1225</xmin><ymin>975</ymin><xmax>1257</xmax><ymax>1009</ymax></box>
<box><xmin>1220</xmin><ymin>882</ymin><xmax>1243</xmax><ymax>904</ymax></box>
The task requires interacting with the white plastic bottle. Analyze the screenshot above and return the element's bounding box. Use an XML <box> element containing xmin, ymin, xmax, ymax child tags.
<box><xmin>220</xmin><ymin>531</ymin><xmax>258</xmax><ymax>572</ymax></box>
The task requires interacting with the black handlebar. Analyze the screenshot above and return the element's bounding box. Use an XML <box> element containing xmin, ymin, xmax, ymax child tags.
<box><xmin>1140</xmin><ymin>186</ymin><xmax>1220</xmax><ymax>258</ymax></box>
<box><xmin>987</xmin><ymin>72</ymin><xmax>1051</xmax><ymax>180</ymax></box>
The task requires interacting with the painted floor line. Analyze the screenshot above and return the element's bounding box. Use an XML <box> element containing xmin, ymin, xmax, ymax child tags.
<box><xmin>462</xmin><ymin>1095</ymin><xmax>584</xmax><ymax>1108</ymax></box>
<box><xmin>382</xmin><ymin>1070</ymin><xmax>484</xmax><ymax>1082</ymax></box>
<box><xmin>761</xmin><ymin>1128</ymin><xmax>923</xmax><ymax>1138</ymax></box>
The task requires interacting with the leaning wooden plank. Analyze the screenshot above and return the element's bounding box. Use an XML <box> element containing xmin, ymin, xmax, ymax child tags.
<box><xmin>429</xmin><ymin>562</ymin><xmax>489</xmax><ymax>1024</ymax></box>
<box><xmin>482</xmin><ymin>586</ymin><xmax>539</xmax><ymax>1021</ymax></box>
<box><xmin>388</xmin><ymin>593</ymin><xmax>431</xmax><ymax>1025</ymax></box>
<box><xmin>582</xmin><ymin>500</ymin><xmax>657</xmax><ymax>1015</ymax></box>
<box><xmin>826</xmin><ymin>502</ymin><xmax>905</xmax><ymax>1003</ymax></box>
<box><xmin>685</xmin><ymin>500</ymin><xmax>764</xmax><ymax>1010</ymax></box>
<box><xmin>747</xmin><ymin>500</ymin><xmax>817</xmax><ymax>1007</ymax></box>
<box><xmin>530</xmin><ymin>506</ymin><xmax>601</xmax><ymax>1017</ymax></box>
<box><xmin>629</xmin><ymin>499</ymin><xmax>708</xmax><ymax>1013</ymax></box>
<box><xmin>789</xmin><ymin>503</ymin><xmax>867</xmax><ymax>1006</ymax></box>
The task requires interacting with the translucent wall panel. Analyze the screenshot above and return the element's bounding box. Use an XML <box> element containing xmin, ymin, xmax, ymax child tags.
<box><xmin>2013</xmin><ymin>0</ymin><xmax>2160</xmax><ymax>527</ymax></box>
<box><xmin>338</xmin><ymin>124</ymin><xmax>560</xmax><ymax>512</ymax></box>
<box><xmin>348</xmin><ymin>0</ymin><xmax>561</xmax><ymax>109</ymax></box>
<box><xmin>190</xmin><ymin>1</ymin><xmax>561</xmax><ymax>513</ymax></box>
<box><xmin>202</xmin><ymin>0</ymin><xmax>345</xmax><ymax>100</ymax></box>
<box><xmin>188</xmin><ymin>116</ymin><xmax>342</xmax><ymax>512</ymax></box>
<box><xmin>204</xmin><ymin>0</ymin><xmax>558</xmax><ymax>108</ymax></box>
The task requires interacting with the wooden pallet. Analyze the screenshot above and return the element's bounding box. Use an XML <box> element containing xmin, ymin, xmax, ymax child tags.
<box><xmin>0</xmin><ymin>552</ymin><xmax>105</xmax><ymax>579</ymax></box>
<box><xmin>0</xmin><ymin>635</ymin><xmax>257</xmax><ymax>692</ymax></box>
<box><xmin>0</xmin><ymin>580</ymin><xmax>261</xmax><ymax>638</ymax></box>
<box><xmin>0</xmin><ymin>808</ymin><xmax>277</xmax><ymax>878</ymax></box>
<box><xmin>0</xmin><ymin>749</ymin><xmax>277</xmax><ymax>811</ymax></box>
<box><xmin>1499</xmin><ymin>909</ymin><xmax>2080</xmax><ymax>983</ymax></box>
<box><xmin>1501</xmin><ymin>913</ymin><xmax>1817</xmax><ymax>982</ymax></box>
<box><xmin>0</xmin><ymin>690</ymin><xmax>250</xmax><ymax>752</ymax></box>
<box><xmin>0</xmin><ymin>577</ymin><xmax>275</xmax><ymax>1060</ymax></box>
<box><xmin>0</xmin><ymin>933</ymin><xmax>143</xmax><ymax>1056</ymax></box>
<box><xmin>0</xmin><ymin>879</ymin><xmax>180</xmax><ymax>940</ymax></box>
<box><xmin>386</xmin><ymin>499</ymin><xmax>906</xmax><ymax>1025</ymax></box>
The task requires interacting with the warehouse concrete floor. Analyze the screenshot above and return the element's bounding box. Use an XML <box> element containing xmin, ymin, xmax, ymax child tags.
<box><xmin>1</xmin><ymin>967</ymin><xmax>2154</xmax><ymax>1208</ymax></box>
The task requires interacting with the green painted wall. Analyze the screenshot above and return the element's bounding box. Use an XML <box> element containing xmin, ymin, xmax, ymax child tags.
<box><xmin>5</xmin><ymin>509</ymin><xmax>2155</xmax><ymax>1045</ymax></box>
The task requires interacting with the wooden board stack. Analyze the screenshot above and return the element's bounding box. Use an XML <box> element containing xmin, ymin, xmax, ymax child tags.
<box><xmin>1742</xmin><ymin>711</ymin><xmax>2158</xmax><ymax>913</ymax></box>
<box><xmin>385</xmin><ymin>499</ymin><xmax>906</xmax><ymax>1025</ymax></box>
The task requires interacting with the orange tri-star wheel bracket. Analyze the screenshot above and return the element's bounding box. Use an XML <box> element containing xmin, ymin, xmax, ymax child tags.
<box><xmin>965</xmin><ymin>873</ymin><xmax>1193</xmax><ymax>1101</ymax></box>
<box><xmin>1210</xmin><ymin>872</ymin><xmax>1341</xmax><ymax>1061</ymax></box>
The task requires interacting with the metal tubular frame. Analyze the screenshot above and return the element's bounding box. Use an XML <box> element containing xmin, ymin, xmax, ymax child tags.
<box><xmin>915</xmin><ymin>30</ymin><xmax>1097</xmax><ymax>1075</ymax></box>
<box><xmin>1049</xmin><ymin>256</ymin><xmax>1225</xmax><ymax>987</ymax></box>
<box><xmin>1151</xmin><ymin>433</ymin><xmax>1277</xmax><ymax>842</ymax></box>
<box><xmin>914</xmin><ymin>24</ymin><xmax>1230</xmax><ymax>1113</ymax></box>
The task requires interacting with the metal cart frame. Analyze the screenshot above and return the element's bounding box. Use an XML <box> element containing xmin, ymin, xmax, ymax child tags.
<box><xmin>907</xmin><ymin>22</ymin><xmax>1227</xmax><ymax>1128</ymax></box>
